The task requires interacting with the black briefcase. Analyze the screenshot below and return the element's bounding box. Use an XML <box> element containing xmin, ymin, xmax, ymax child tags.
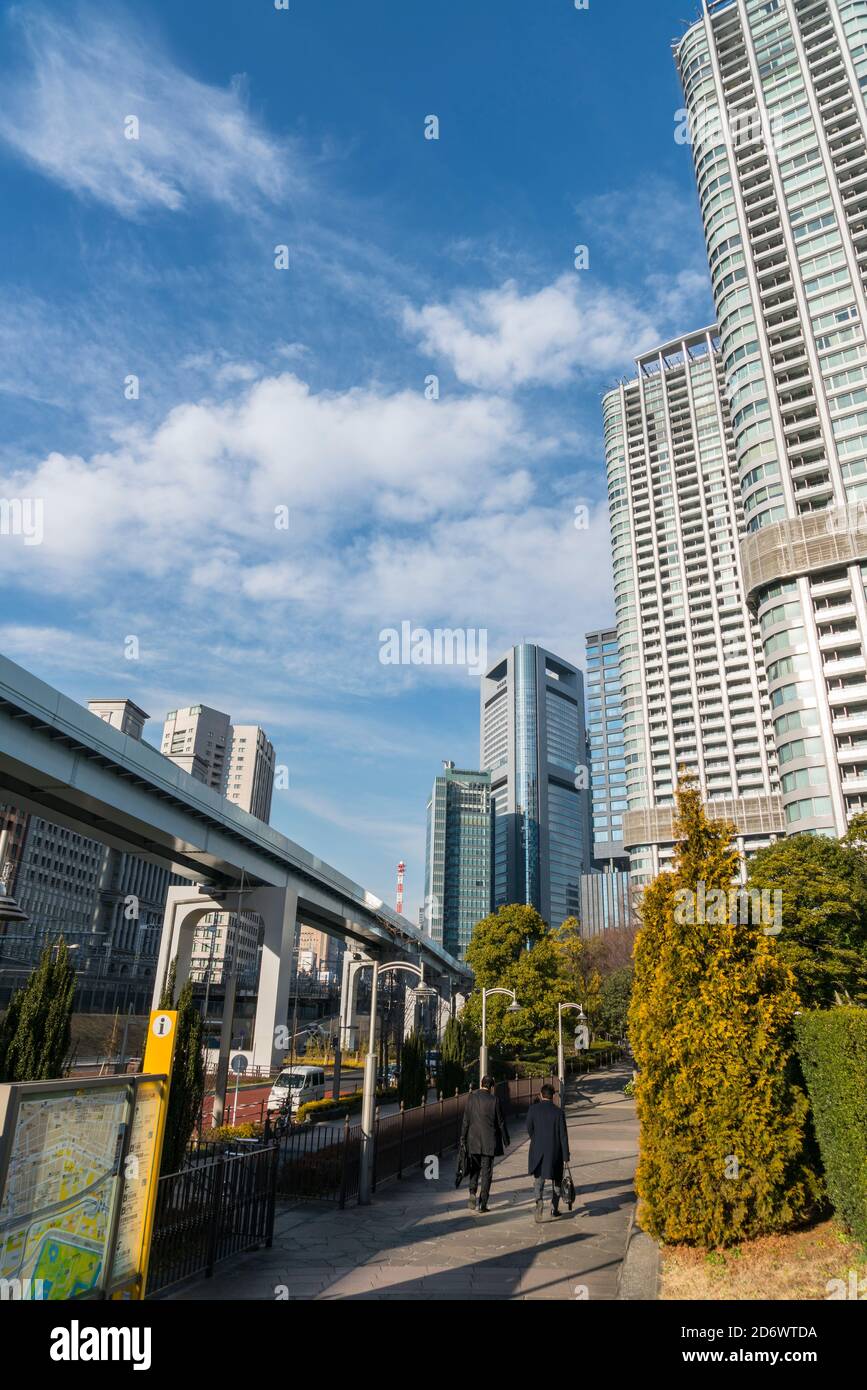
<box><xmin>561</xmin><ymin>1166</ymin><xmax>576</xmax><ymax>1210</ymax></box>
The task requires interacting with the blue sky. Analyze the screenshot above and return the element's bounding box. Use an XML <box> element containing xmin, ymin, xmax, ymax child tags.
<box><xmin>0</xmin><ymin>0</ymin><xmax>715</xmax><ymax>922</ymax></box>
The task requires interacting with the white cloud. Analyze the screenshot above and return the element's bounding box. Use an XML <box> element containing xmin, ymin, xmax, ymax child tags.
<box><xmin>402</xmin><ymin>274</ymin><xmax>662</xmax><ymax>392</ymax></box>
<box><xmin>0</xmin><ymin>7</ymin><xmax>292</xmax><ymax>215</ymax></box>
<box><xmin>0</xmin><ymin>365</ymin><xmax>613</xmax><ymax>685</ymax></box>
<box><xmin>0</xmin><ymin>370</ymin><xmax>540</xmax><ymax>583</ymax></box>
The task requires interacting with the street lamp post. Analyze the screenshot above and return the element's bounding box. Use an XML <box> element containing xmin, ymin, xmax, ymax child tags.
<box><xmin>479</xmin><ymin>987</ymin><xmax>520</xmax><ymax>1083</ymax></box>
<box><xmin>359</xmin><ymin>959</ymin><xmax>433</xmax><ymax>1205</ymax></box>
<box><xmin>558</xmin><ymin>1002</ymin><xmax>585</xmax><ymax>1099</ymax></box>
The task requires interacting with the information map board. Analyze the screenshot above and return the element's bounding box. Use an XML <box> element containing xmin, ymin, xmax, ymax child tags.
<box><xmin>0</xmin><ymin>1071</ymin><xmax>167</xmax><ymax>1300</ymax></box>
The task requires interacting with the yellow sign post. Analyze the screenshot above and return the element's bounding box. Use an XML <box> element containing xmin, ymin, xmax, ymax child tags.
<box><xmin>135</xmin><ymin>1009</ymin><xmax>178</xmax><ymax>1299</ymax></box>
<box><xmin>110</xmin><ymin>1009</ymin><xmax>178</xmax><ymax>1300</ymax></box>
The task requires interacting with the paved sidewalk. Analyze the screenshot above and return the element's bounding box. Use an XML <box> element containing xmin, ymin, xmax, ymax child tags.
<box><xmin>172</xmin><ymin>1064</ymin><xmax>638</xmax><ymax>1301</ymax></box>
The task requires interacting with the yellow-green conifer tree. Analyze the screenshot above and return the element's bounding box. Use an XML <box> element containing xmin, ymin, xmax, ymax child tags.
<box><xmin>629</xmin><ymin>781</ymin><xmax>822</xmax><ymax>1246</ymax></box>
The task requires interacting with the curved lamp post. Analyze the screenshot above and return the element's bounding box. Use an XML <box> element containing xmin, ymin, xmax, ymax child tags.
<box><xmin>557</xmin><ymin>1002</ymin><xmax>586</xmax><ymax>1098</ymax></box>
<box><xmin>359</xmin><ymin>959</ymin><xmax>433</xmax><ymax>1205</ymax></box>
<box><xmin>479</xmin><ymin>986</ymin><xmax>521</xmax><ymax>1083</ymax></box>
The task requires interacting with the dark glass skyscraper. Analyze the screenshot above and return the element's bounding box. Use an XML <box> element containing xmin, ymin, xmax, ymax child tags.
<box><xmin>423</xmin><ymin>763</ymin><xmax>491</xmax><ymax>961</ymax></box>
<box><xmin>480</xmin><ymin>644</ymin><xmax>592</xmax><ymax>928</ymax></box>
<box><xmin>585</xmin><ymin>627</ymin><xmax>630</xmax><ymax>871</ymax></box>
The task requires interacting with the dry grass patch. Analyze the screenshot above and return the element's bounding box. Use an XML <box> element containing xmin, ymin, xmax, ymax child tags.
<box><xmin>661</xmin><ymin>1219</ymin><xmax>865</xmax><ymax>1301</ymax></box>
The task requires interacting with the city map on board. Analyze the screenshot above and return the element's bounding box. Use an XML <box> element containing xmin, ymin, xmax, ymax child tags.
<box><xmin>0</xmin><ymin>1085</ymin><xmax>127</xmax><ymax>1299</ymax></box>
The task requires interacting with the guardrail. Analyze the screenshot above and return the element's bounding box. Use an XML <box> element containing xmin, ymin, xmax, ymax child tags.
<box><xmin>147</xmin><ymin>1143</ymin><xmax>278</xmax><ymax>1297</ymax></box>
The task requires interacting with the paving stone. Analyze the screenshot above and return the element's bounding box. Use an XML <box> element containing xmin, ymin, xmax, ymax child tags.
<box><xmin>170</xmin><ymin>1065</ymin><xmax>638</xmax><ymax>1303</ymax></box>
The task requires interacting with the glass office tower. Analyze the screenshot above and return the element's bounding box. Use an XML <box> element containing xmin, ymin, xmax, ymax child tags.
<box><xmin>423</xmin><ymin>763</ymin><xmax>491</xmax><ymax>960</ymax></box>
<box><xmin>676</xmin><ymin>0</ymin><xmax>867</xmax><ymax>836</ymax></box>
<box><xmin>585</xmin><ymin>628</ymin><xmax>630</xmax><ymax>869</ymax></box>
<box><xmin>480</xmin><ymin>644</ymin><xmax>592</xmax><ymax>927</ymax></box>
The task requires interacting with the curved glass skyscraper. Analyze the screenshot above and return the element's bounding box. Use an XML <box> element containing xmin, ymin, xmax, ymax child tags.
<box><xmin>676</xmin><ymin>0</ymin><xmax>867</xmax><ymax>837</ymax></box>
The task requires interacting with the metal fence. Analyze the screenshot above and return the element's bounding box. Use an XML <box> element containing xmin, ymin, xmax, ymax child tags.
<box><xmin>271</xmin><ymin>1072</ymin><xmax>575</xmax><ymax>1207</ymax></box>
<box><xmin>147</xmin><ymin>1142</ymin><xmax>277</xmax><ymax>1296</ymax></box>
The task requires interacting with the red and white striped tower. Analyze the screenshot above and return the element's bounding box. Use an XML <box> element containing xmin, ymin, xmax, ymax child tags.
<box><xmin>395</xmin><ymin>860</ymin><xmax>406</xmax><ymax>915</ymax></box>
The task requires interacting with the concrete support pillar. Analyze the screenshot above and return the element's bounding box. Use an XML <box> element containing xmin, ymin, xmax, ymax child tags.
<box><xmin>248</xmin><ymin>887</ymin><xmax>299</xmax><ymax>1071</ymax></box>
<box><xmin>338</xmin><ymin>951</ymin><xmax>364</xmax><ymax>1052</ymax></box>
<box><xmin>152</xmin><ymin>886</ymin><xmax>211</xmax><ymax>1009</ymax></box>
<box><xmin>154</xmin><ymin>882</ymin><xmax>300</xmax><ymax>1074</ymax></box>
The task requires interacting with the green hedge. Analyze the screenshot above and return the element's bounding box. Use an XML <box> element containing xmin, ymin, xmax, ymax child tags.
<box><xmin>795</xmin><ymin>1008</ymin><xmax>867</xmax><ymax>1247</ymax></box>
<box><xmin>294</xmin><ymin>1086</ymin><xmax>399</xmax><ymax>1124</ymax></box>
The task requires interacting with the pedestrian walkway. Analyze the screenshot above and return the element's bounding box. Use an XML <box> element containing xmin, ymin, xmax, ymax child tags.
<box><xmin>172</xmin><ymin>1063</ymin><xmax>638</xmax><ymax>1301</ymax></box>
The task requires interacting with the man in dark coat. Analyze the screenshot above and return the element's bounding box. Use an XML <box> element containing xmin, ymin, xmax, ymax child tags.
<box><xmin>460</xmin><ymin>1075</ymin><xmax>510</xmax><ymax>1213</ymax></box>
<box><xmin>526</xmin><ymin>1083</ymin><xmax>570</xmax><ymax>1220</ymax></box>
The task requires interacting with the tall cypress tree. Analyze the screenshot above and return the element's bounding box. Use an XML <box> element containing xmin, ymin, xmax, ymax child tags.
<box><xmin>158</xmin><ymin>965</ymin><xmax>206</xmax><ymax>1173</ymax></box>
<box><xmin>438</xmin><ymin>1015</ymin><xmax>467</xmax><ymax>1096</ymax></box>
<box><xmin>398</xmin><ymin>1029</ymin><xmax>427</xmax><ymax>1109</ymax></box>
<box><xmin>629</xmin><ymin>781</ymin><xmax>822</xmax><ymax>1247</ymax></box>
<box><xmin>0</xmin><ymin>940</ymin><xmax>75</xmax><ymax>1082</ymax></box>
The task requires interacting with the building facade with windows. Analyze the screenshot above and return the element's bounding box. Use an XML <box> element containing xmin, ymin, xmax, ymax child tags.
<box><xmin>0</xmin><ymin>699</ymin><xmax>172</xmax><ymax>1012</ymax></box>
<box><xmin>480</xmin><ymin>644</ymin><xmax>592</xmax><ymax>926</ymax></box>
<box><xmin>161</xmin><ymin>704</ymin><xmax>276</xmax><ymax>985</ymax></box>
<box><xmin>585</xmin><ymin>628</ymin><xmax>630</xmax><ymax>869</ymax></box>
<box><xmin>603</xmin><ymin>329</ymin><xmax>785</xmax><ymax>885</ymax></box>
<box><xmin>676</xmin><ymin>0</ymin><xmax>867</xmax><ymax>837</ymax></box>
<box><xmin>423</xmin><ymin>763</ymin><xmax>491</xmax><ymax>960</ymax></box>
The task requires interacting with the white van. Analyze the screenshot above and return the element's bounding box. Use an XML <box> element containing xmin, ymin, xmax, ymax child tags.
<box><xmin>267</xmin><ymin>1065</ymin><xmax>327</xmax><ymax>1114</ymax></box>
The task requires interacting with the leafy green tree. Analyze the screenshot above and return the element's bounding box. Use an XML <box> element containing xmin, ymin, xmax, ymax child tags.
<box><xmin>465</xmin><ymin>902</ymin><xmax>547</xmax><ymax>984</ymax></box>
<box><xmin>630</xmin><ymin>781</ymin><xmax>822</xmax><ymax>1247</ymax></box>
<box><xmin>746</xmin><ymin>833</ymin><xmax>867</xmax><ymax>1008</ymax></box>
<box><xmin>158</xmin><ymin>963</ymin><xmax>206</xmax><ymax>1175</ymax></box>
<box><xmin>398</xmin><ymin>1029</ymin><xmax>427</xmax><ymax>1108</ymax></box>
<box><xmin>553</xmin><ymin>916</ymin><xmax>601</xmax><ymax>1025</ymax></box>
<box><xmin>438</xmin><ymin>1015</ymin><xmax>467</xmax><ymax>1096</ymax></box>
<box><xmin>463</xmin><ymin>904</ymin><xmax>567</xmax><ymax>1059</ymax></box>
<box><xmin>597</xmin><ymin>966</ymin><xmax>632</xmax><ymax>1039</ymax></box>
<box><xmin>0</xmin><ymin>940</ymin><xmax>75</xmax><ymax>1082</ymax></box>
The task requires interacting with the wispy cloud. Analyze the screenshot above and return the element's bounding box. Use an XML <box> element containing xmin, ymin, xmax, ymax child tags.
<box><xmin>0</xmin><ymin>5</ymin><xmax>294</xmax><ymax>216</ymax></box>
<box><xmin>402</xmin><ymin>269</ymin><xmax>707</xmax><ymax>393</ymax></box>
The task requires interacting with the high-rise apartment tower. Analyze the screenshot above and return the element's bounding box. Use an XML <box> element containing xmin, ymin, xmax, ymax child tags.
<box><xmin>603</xmin><ymin>329</ymin><xmax>785</xmax><ymax>884</ymax></box>
<box><xmin>675</xmin><ymin>0</ymin><xmax>867</xmax><ymax>837</ymax></box>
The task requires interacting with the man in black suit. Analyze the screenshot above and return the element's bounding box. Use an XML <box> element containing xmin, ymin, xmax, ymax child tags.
<box><xmin>460</xmin><ymin>1075</ymin><xmax>510</xmax><ymax>1213</ymax></box>
<box><xmin>526</xmin><ymin>1082</ymin><xmax>570</xmax><ymax>1221</ymax></box>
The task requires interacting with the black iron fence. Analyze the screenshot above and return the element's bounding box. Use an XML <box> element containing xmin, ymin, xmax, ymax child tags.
<box><xmin>270</xmin><ymin>1070</ymin><xmax>585</xmax><ymax>1207</ymax></box>
<box><xmin>147</xmin><ymin>1142</ymin><xmax>277</xmax><ymax>1296</ymax></box>
<box><xmin>151</xmin><ymin>1049</ymin><xmax>629</xmax><ymax>1288</ymax></box>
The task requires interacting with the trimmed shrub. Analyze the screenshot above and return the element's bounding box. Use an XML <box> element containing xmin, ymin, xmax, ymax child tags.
<box><xmin>201</xmin><ymin>1123</ymin><xmax>259</xmax><ymax>1142</ymax></box>
<box><xmin>295</xmin><ymin>1090</ymin><xmax>363</xmax><ymax>1124</ymax></box>
<box><xmin>293</xmin><ymin>1086</ymin><xmax>399</xmax><ymax>1125</ymax></box>
<box><xmin>795</xmin><ymin>1008</ymin><xmax>867</xmax><ymax>1248</ymax></box>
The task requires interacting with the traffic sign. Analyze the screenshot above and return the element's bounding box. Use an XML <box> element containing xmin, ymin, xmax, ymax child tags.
<box><xmin>230</xmin><ymin>1054</ymin><xmax>248</xmax><ymax>1075</ymax></box>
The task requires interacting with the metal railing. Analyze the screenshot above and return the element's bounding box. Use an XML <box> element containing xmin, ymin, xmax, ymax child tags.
<box><xmin>147</xmin><ymin>1142</ymin><xmax>277</xmax><ymax>1296</ymax></box>
<box><xmin>148</xmin><ymin>1051</ymin><xmax>628</xmax><ymax>1293</ymax></box>
<box><xmin>274</xmin><ymin>1117</ymin><xmax>363</xmax><ymax>1207</ymax></box>
<box><xmin>270</xmin><ymin>1069</ymin><xmax>586</xmax><ymax>1207</ymax></box>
